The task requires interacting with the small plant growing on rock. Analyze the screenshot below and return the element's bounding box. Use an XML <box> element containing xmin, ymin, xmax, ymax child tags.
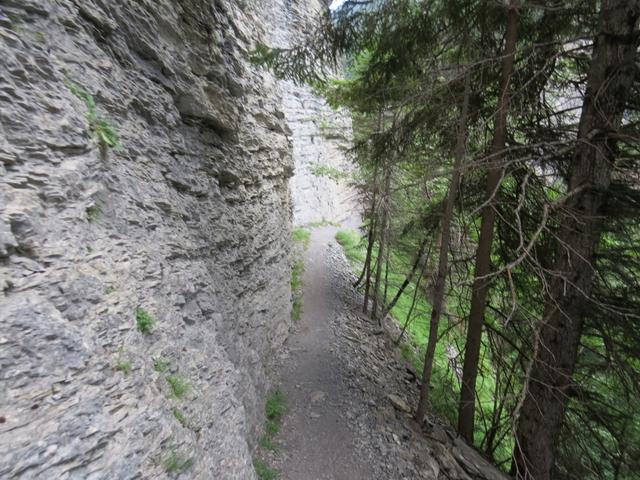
<box><xmin>167</xmin><ymin>374</ymin><xmax>189</xmax><ymax>399</ymax></box>
<box><xmin>67</xmin><ymin>80</ymin><xmax>120</xmax><ymax>149</ymax></box>
<box><xmin>163</xmin><ymin>451</ymin><xmax>193</xmax><ymax>475</ymax></box>
<box><xmin>86</xmin><ymin>204</ymin><xmax>100</xmax><ymax>222</ymax></box>
<box><xmin>173</xmin><ymin>408</ymin><xmax>188</xmax><ymax>428</ymax></box>
<box><xmin>135</xmin><ymin>308</ymin><xmax>155</xmax><ymax>333</ymax></box>
<box><xmin>116</xmin><ymin>360</ymin><xmax>132</xmax><ymax>375</ymax></box>
<box><xmin>153</xmin><ymin>357</ymin><xmax>170</xmax><ymax>373</ymax></box>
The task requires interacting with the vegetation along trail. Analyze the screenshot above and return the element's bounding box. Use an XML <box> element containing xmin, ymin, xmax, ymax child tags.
<box><xmin>257</xmin><ymin>224</ymin><xmax>510</xmax><ymax>480</ymax></box>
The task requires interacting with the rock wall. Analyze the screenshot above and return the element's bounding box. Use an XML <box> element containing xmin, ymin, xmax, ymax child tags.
<box><xmin>0</xmin><ymin>0</ymin><xmax>312</xmax><ymax>478</ymax></box>
<box><xmin>268</xmin><ymin>0</ymin><xmax>360</xmax><ymax>227</ymax></box>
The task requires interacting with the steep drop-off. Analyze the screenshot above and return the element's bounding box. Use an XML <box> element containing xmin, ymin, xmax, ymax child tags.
<box><xmin>0</xmin><ymin>1</ymin><xmax>326</xmax><ymax>478</ymax></box>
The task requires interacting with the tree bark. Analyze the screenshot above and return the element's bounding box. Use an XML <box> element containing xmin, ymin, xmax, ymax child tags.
<box><xmin>381</xmin><ymin>235</ymin><xmax>429</xmax><ymax>320</ymax></box>
<box><xmin>362</xmin><ymin>161</ymin><xmax>379</xmax><ymax>314</ymax></box>
<box><xmin>372</xmin><ymin>164</ymin><xmax>391</xmax><ymax>322</ymax></box>
<box><xmin>512</xmin><ymin>2</ymin><xmax>640</xmax><ymax>478</ymax></box>
<box><xmin>415</xmin><ymin>73</ymin><xmax>471</xmax><ymax>421</ymax></box>
<box><xmin>457</xmin><ymin>2</ymin><xmax>520</xmax><ymax>442</ymax></box>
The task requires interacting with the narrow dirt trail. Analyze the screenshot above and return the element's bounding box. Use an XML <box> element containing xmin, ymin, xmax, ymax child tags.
<box><xmin>269</xmin><ymin>225</ymin><xmax>509</xmax><ymax>480</ymax></box>
<box><xmin>273</xmin><ymin>225</ymin><xmax>375</xmax><ymax>479</ymax></box>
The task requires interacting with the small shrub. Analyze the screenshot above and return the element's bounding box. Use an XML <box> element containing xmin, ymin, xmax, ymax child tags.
<box><xmin>292</xmin><ymin>228</ymin><xmax>311</xmax><ymax>248</ymax></box>
<box><xmin>116</xmin><ymin>360</ymin><xmax>132</xmax><ymax>375</ymax></box>
<box><xmin>153</xmin><ymin>357</ymin><xmax>170</xmax><ymax>373</ymax></box>
<box><xmin>173</xmin><ymin>408</ymin><xmax>188</xmax><ymax>427</ymax></box>
<box><xmin>136</xmin><ymin>308</ymin><xmax>155</xmax><ymax>333</ymax></box>
<box><xmin>167</xmin><ymin>374</ymin><xmax>189</xmax><ymax>399</ymax></box>
<box><xmin>86</xmin><ymin>205</ymin><xmax>100</xmax><ymax>222</ymax></box>
<box><xmin>163</xmin><ymin>451</ymin><xmax>193</xmax><ymax>474</ymax></box>
<box><xmin>253</xmin><ymin>458</ymin><xmax>279</xmax><ymax>480</ymax></box>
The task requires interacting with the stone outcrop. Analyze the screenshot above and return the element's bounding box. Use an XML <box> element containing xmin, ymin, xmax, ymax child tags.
<box><xmin>0</xmin><ymin>0</ymin><xmax>307</xmax><ymax>478</ymax></box>
<box><xmin>267</xmin><ymin>0</ymin><xmax>360</xmax><ymax>227</ymax></box>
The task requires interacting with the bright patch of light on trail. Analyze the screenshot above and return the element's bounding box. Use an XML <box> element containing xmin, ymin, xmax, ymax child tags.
<box><xmin>329</xmin><ymin>0</ymin><xmax>346</xmax><ymax>10</ymax></box>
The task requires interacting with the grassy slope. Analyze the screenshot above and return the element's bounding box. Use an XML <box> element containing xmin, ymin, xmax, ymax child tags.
<box><xmin>335</xmin><ymin>229</ymin><xmax>511</xmax><ymax>464</ymax></box>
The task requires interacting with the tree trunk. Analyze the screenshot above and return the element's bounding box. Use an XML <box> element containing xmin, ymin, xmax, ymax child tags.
<box><xmin>381</xmin><ymin>235</ymin><xmax>429</xmax><ymax>320</ymax></box>
<box><xmin>362</xmin><ymin>161</ymin><xmax>379</xmax><ymax>314</ymax></box>
<box><xmin>512</xmin><ymin>2</ymin><xmax>640</xmax><ymax>478</ymax></box>
<box><xmin>457</xmin><ymin>3</ymin><xmax>519</xmax><ymax>442</ymax></box>
<box><xmin>372</xmin><ymin>164</ymin><xmax>391</xmax><ymax>322</ymax></box>
<box><xmin>415</xmin><ymin>72</ymin><xmax>471</xmax><ymax>421</ymax></box>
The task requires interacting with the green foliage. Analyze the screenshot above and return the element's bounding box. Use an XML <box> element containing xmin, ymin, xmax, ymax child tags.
<box><xmin>292</xmin><ymin>228</ymin><xmax>311</xmax><ymax>248</ymax></box>
<box><xmin>153</xmin><ymin>357</ymin><xmax>170</xmax><ymax>373</ymax></box>
<box><xmin>67</xmin><ymin>80</ymin><xmax>120</xmax><ymax>148</ymax></box>
<box><xmin>135</xmin><ymin>308</ymin><xmax>155</xmax><ymax>333</ymax></box>
<box><xmin>172</xmin><ymin>408</ymin><xmax>188</xmax><ymax>428</ymax></box>
<box><xmin>253</xmin><ymin>458</ymin><xmax>279</xmax><ymax>480</ymax></box>
<box><xmin>291</xmin><ymin>260</ymin><xmax>304</xmax><ymax>322</ymax></box>
<box><xmin>167</xmin><ymin>374</ymin><xmax>189</xmax><ymax>399</ymax></box>
<box><xmin>335</xmin><ymin>229</ymin><xmax>363</xmax><ymax>264</ymax></box>
<box><xmin>266</xmin><ymin>389</ymin><xmax>287</xmax><ymax>422</ymax></box>
<box><xmin>335</xmin><ymin>228</ymin><xmax>505</xmax><ymax>456</ymax></box>
<box><xmin>309</xmin><ymin>164</ymin><xmax>347</xmax><ymax>182</ymax></box>
<box><xmin>304</xmin><ymin>219</ymin><xmax>340</xmax><ymax>228</ymax></box>
<box><xmin>258</xmin><ymin>434</ymin><xmax>279</xmax><ymax>451</ymax></box>
<box><xmin>86</xmin><ymin>205</ymin><xmax>100</xmax><ymax>222</ymax></box>
<box><xmin>116</xmin><ymin>360</ymin><xmax>132</xmax><ymax>375</ymax></box>
<box><xmin>163</xmin><ymin>451</ymin><xmax>193</xmax><ymax>475</ymax></box>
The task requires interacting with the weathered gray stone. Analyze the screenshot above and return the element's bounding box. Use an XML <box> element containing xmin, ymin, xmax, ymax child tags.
<box><xmin>0</xmin><ymin>0</ymin><xmax>318</xmax><ymax>478</ymax></box>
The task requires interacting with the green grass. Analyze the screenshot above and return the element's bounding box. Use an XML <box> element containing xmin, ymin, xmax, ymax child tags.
<box><xmin>266</xmin><ymin>389</ymin><xmax>287</xmax><ymax>422</ymax></box>
<box><xmin>116</xmin><ymin>360</ymin><xmax>132</xmax><ymax>375</ymax></box>
<box><xmin>253</xmin><ymin>458</ymin><xmax>279</xmax><ymax>480</ymax></box>
<box><xmin>135</xmin><ymin>308</ymin><xmax>155</xmax><ymax>333</ymax></box>
<box><xmin>308</xmin><ymin>164</ymin><xmax>347</xmax><ymax>182</ymax></box>
<box><xmin>163</xmin><ymin>451</ymin><xmax>193</xmax><ymax>475</ymax></box>
<box><xmin>258</xmin><ymin>434</ymin><xmax>279</xmax><ymax>451</ymax></box>
<box><xmin>291</xmin><ymin>260</ymin><xmax>304</xmax><ymax>322</ymax></box>
<box><xmin>153</xmin><ymin>357</ymin><xmax>170</xmax><ymax>373</ymax></box>
<box><xmin>257</xmin><ymin>389</ymin><xmax>287</xmax><ymax>452</ymax></box>
<box><xmin>304</xmin><ymin>219</ymin><xmax>340</xmax><ymax>228</ymax></box>
<box><xmin>67</xmin><ymin>80</ymin><xmax>120</xmax><ymax>149</ymax></box>
<box><xmin>167</xmin><ymin>374</ymin><xmax>189</xmax><ymax>399</ymax></box>
<box><xmin>292</xmin><ymin>228</ymin><xmax>311</xmax><ymax>248</ymax></box>
<box><xmin>86</xmin><ymin>205</ymin><xmax>100</xmax><ymax>222</ymax></box>
<box><xmin>173</xmin><ymin>408</ymin><xmax>188</xmax><ymax>427</ymax></box>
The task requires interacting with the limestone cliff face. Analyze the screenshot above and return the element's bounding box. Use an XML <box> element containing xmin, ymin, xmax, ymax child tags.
<box><xmin>0</xmin><ymin>1</ymin><xmax>316</xmax><ymax>478</ymax></box>
<box><xmin>268</xmin><ymin>0</ymin><xmax>360</xmax><ymax>227</ymax></box>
